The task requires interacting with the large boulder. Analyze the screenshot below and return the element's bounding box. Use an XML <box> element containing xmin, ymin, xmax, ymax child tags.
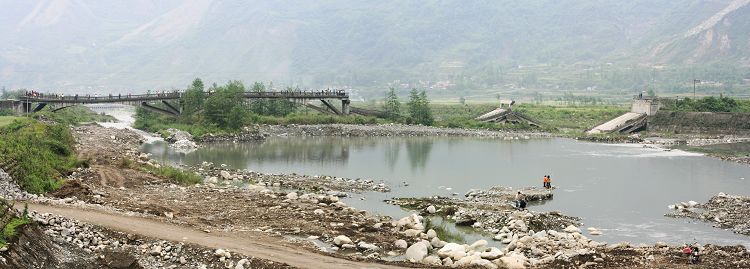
<box><xmin>454</xmin><ymin>255</ymin><xmax>481</xmax><ymax>267</ymax></box>
<box><xmin>437</xmin><ymin>243</ymin><xmax>467</xmax><ymax>260</ymax></box>
<box><xmin>333</xmin><ymin>235</ymin><xmax>352</xmax><ymax>246</ymax></box>
<box><xmin>563</xmin><ymin>225</ymin><xmax>581</xmax><ymax>233</ymax></box>
<box><xmin>426</xmin><ymin>229</ymin><xmax>437</xmax><ymax>239</ymax></box>
<box><xmin>165</xmin><ymin>129</ymin><xmax>193</xmax><ymax>142</ymax></box>
<box><xmin>468</xmin><ymin>239</ymin><xmax>488</xmax><ymax>252</ymax></box>
<box><xmin>422</xmin><ymin>255</ymin><xmax>442</xmax><ymax>266</ymax></box>
<box><xmin>394</xmin><ymin>239</ymin><xmax>408</xmax><ymax>249</ymax></box>
<box><xmin>497</xmin><ymin>253</ymin><xmax>528</xmax><ymax>269</ymax></box>
<box><xmin>401</xmin><ymin>229</ymin><xmax>422</xmax><ymax>237</ymax></box>
<box><xmin>430</xmin><ymin>237</ymin><xmax>446</xmax><ymax>248</ymax></box>
<box><xmin>396</xmin><ymin>214</ymin><xmax>424</xmax><ymax>231</ymax></box>
<box><xmin>480</xmin><ymin>247</ymin><xmax>504</xmax><ymax>260</ymax></box>
<box><xmin>471</xmin><ymin>258</ymin><xmax>499</xmax><ymax>269</ymax></box>
<box><xmin>405</xmin><ymin>241</ymin><xmax>429</xmax><ymax>262</ymax></box>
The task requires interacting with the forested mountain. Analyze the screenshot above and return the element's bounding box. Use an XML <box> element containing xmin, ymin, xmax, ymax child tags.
<box><xmin>1</xmin><ymin>0</ymin><xmax>749</xmax><ymax>95</ymax></box>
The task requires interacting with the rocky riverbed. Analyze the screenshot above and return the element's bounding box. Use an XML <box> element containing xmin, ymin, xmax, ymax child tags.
<box><xmin>5</xmin><ymin>122</ymin><xmax>750</xmax><ymax>268</ymax></box>
<box><xmin>666</xmin><ymin>193</ymin><xmax>750</xmax><ymax>236</ymax></box>
<box><xmin>191</xmin><ymin>161</ymin><xmax>390</xmax><ymax>193</ymax></box>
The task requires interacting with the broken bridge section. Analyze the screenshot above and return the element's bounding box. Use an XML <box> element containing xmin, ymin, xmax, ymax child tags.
<box><xmin>475</xmin><ymin>100</ymin><xmax>540</xmax><ymax>127</ymax></box>
<box><xmin>586</xmin><ymin>97</ymin><xmax>660</xmax><ymax>134</ymax></box>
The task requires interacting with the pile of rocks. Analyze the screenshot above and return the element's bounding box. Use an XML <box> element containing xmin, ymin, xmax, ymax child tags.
<box><xmin>195</xmin><ymin>129</ymin><xmax>266</xmax><ymax>143</ymax></box>
<box><xmin>164</xmin><ymin>129</ymin><xmax>198</xmax><ymax>152</ymax></box>
<box><xmin>0</xmin><ymin>169</ymin><xmax>36</xmax><ymax>201</ymax></box>
<box><xmin>465</xmin><ymin>186</ymin><xmax>554</xmax><ymax>203</ymax></box>
<box><xmin>666</xmin><ymin>193</ymin><xmax>750</xmax><ymax>235</ymax></box>
<box><xmin>194</xmin><ymin>162</ymin><xmax>390</xmax><ymax>193</ymax></box>
<box><xmin>383</xmin><ymin>212</ymin><xmax>605</xmax><ymax>269</ymax></box>
<box><xmin>73</xmin><ymin>124</ymin><xmax>145</xmax><ymax>163</ymax></box>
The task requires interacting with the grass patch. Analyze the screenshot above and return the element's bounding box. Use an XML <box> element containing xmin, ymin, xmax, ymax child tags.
<box><xmin>2</xmin><ymin>218</ymin><xmax>29</xmax><ymax>241</ymax></box>
<box><xmin>0</xmin><ymin>116</ymin><xmax>19</xmax><ymax>127</ymax></box>
<box><xmin>514</xmin><ymin>104</ymin><xmax>628</xmax><ymax>132</ymax></box>
<box><xmin>0</xmin><ymin>118</ymin><xmax>77</xmax><ymax>193</ymax></box>
<box><xmin>143</xmin><ymin>165</ymin><xmax>202</xmax><ymax>185</ymax></box>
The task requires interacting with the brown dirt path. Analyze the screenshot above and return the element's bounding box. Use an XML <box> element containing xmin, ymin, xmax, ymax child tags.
<box><xmin>26</xmin><ymin>203</ymin><xmax>411</xmax><ymax>269</ymax></box>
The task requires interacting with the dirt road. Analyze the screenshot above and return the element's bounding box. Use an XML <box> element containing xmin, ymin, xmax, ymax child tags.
<box><xmin>26</xmin><ymin>203</ymin><xmax>412</xmax><ymax>269</ymax></box>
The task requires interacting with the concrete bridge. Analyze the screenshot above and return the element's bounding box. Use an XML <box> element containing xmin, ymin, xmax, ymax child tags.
<box><xmin>11</xmin><ymin>90</ymin><xmax>351</xmax><ymax>116</ymax></box>
<box><xmin>586</xmin><ymin>97</ymin><xmax>659</xmax><ymax>134</ymax></box>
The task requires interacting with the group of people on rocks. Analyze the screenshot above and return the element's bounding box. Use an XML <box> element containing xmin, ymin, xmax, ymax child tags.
<box><xmin>514</xmin><ymin>174</ymin><xmax>555</xmax><ymax>210</ymax></box>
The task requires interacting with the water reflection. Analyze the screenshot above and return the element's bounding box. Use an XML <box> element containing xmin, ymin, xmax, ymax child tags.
<box><xmin>405</xmin><ymin>139</ymin><xmax>433</xmax><ymax>171</ymax></box>
<box><xmin>145</xmin><ymin>137</ymin><xmax>436</xmax><ymax>172</ymax></box>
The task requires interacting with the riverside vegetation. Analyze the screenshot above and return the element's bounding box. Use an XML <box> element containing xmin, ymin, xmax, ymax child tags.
<box><xmin>0</xmin><ymin>107</ymin><xmax>199</xmax><ymax>195</ymax></box>
<box><xmin>135</xmin><ymin>78</ymin><xmax>632</xmax><ymax>138</ymax></box>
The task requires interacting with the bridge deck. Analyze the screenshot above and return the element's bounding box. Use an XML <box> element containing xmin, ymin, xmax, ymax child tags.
<box><xmin>19</xmin><ymin>91</ymin><xmax>349</xmax><ymax>104</ymax></box>
<box><xmin>587</xmin><ymin>112</ymin><xmax>646</xmax><ymax>134</ymax></box>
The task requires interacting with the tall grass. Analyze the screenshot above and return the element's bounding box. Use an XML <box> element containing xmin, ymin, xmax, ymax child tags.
<box><xmin>0</xmin><ymin>119</ymin><xmax>77</xmax><ymax>193</ymax></box>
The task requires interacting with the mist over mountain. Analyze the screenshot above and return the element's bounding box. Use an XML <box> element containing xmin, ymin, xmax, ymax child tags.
<box><xmin>1</xmin><ymin>0</ymin><xmax>749</xmax><ymax>95</ymax></box>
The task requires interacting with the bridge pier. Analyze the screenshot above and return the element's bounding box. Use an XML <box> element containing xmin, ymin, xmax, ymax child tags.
<box><xmin>16</xmin><ymin>102</ymin><xmax>32</xmax><ymax>114</ymax></box>
<box><xmin>342</xmin><ymin>99</ymin><xmax>350</xmax><ymax>115</ymax></box>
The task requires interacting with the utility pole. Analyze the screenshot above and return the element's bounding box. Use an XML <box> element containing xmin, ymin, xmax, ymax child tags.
<box><xmin>693</xmin><ymin>79</ymin><xmax>700</xmax><ymax>98</ymax></box>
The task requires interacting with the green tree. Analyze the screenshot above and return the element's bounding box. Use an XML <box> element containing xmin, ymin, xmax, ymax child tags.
<box><xmin>418</xmin><ymin>90</ymin><xmax>434</xmax><ymax>125</ymax></box>
<box><xmin>182</xmin><ymin>78</ymin><xmax>205</xmax><ymax>114</ymax></box>
<box><xmin>407</xmin><ymin>88</ymin><xmax>434</xmax><ymax>125</ymax></box>
<box><xmin>383</xmin><ymin>87</ymin><xmax>401</xmax><ymax>119</ymax></box>
<box><xmin>204</xmin><ymin>81</ymin><xmax>245</xmax><ymax>128</ymax></box>
<box><xmin>459</xmin><ymin>96</ymin><xmax>466</xmax><ymax>105</ymax></box>
<box><xmin>227</xmin><ymin>105</ymin><xmax>249</xmax><ymax>130</ymax></box>
<box><xmin>248</xmin><ymin>82</ymin><xmax>267</xmax><ymax>115</ymax></box>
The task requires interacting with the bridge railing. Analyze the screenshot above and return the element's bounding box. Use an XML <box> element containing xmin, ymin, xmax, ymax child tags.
<box><xmin>19</xmin><ymin>90</ymin><xmax>349</xmax><ymax>103</ymax></box>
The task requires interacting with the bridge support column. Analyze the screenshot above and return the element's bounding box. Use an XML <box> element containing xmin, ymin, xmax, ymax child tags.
<box><xmin>20</xmin><ymin>102</ymin><xmax>32</xmax><ymax>114</ymax></box>
<box><xmin>342</xmin><ymin>99</ymin><xmax>350</xmax><ymax>115</ymax></box>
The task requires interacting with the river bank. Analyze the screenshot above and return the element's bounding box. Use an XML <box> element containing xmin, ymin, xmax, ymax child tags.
<box><xmin>5</xmin><ymin>122</ymin><xmax>750</xmax><ymax>268</ymax></box>
<box><xmin>667</xmin><ymin>193</ymin><xmax>750</xmax><ymax>236</ymax></box>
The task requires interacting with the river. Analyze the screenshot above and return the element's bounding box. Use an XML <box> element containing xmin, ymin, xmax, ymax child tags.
<box><xmin>141</xmin><ymin>135</ymin><xmax>750</xmax><ymax>247</ymax></box>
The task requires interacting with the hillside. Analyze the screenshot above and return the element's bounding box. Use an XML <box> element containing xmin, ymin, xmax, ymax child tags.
<box><xmin>0</xmin><ymin>0</ymin><xmax>749</xmax><ymax>96</ymax></box>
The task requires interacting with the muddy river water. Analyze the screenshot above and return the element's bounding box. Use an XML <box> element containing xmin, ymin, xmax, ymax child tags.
<box><xmin>143</xmin><ymin>136</ymin><xmax>750</xmax><ymax>246</ymax></box>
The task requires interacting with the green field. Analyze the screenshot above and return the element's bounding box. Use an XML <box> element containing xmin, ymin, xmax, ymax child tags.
<box><xmin>0</xmin><ymin>116</ymin><xmax>19</xmax><ymax>127</ymax></box>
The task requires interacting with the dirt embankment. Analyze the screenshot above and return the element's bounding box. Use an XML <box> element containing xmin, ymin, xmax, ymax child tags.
<box><xmin>649</xmin><ymin>111</ymin><xmax>750</xmax><ymax>135</ymax></box>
